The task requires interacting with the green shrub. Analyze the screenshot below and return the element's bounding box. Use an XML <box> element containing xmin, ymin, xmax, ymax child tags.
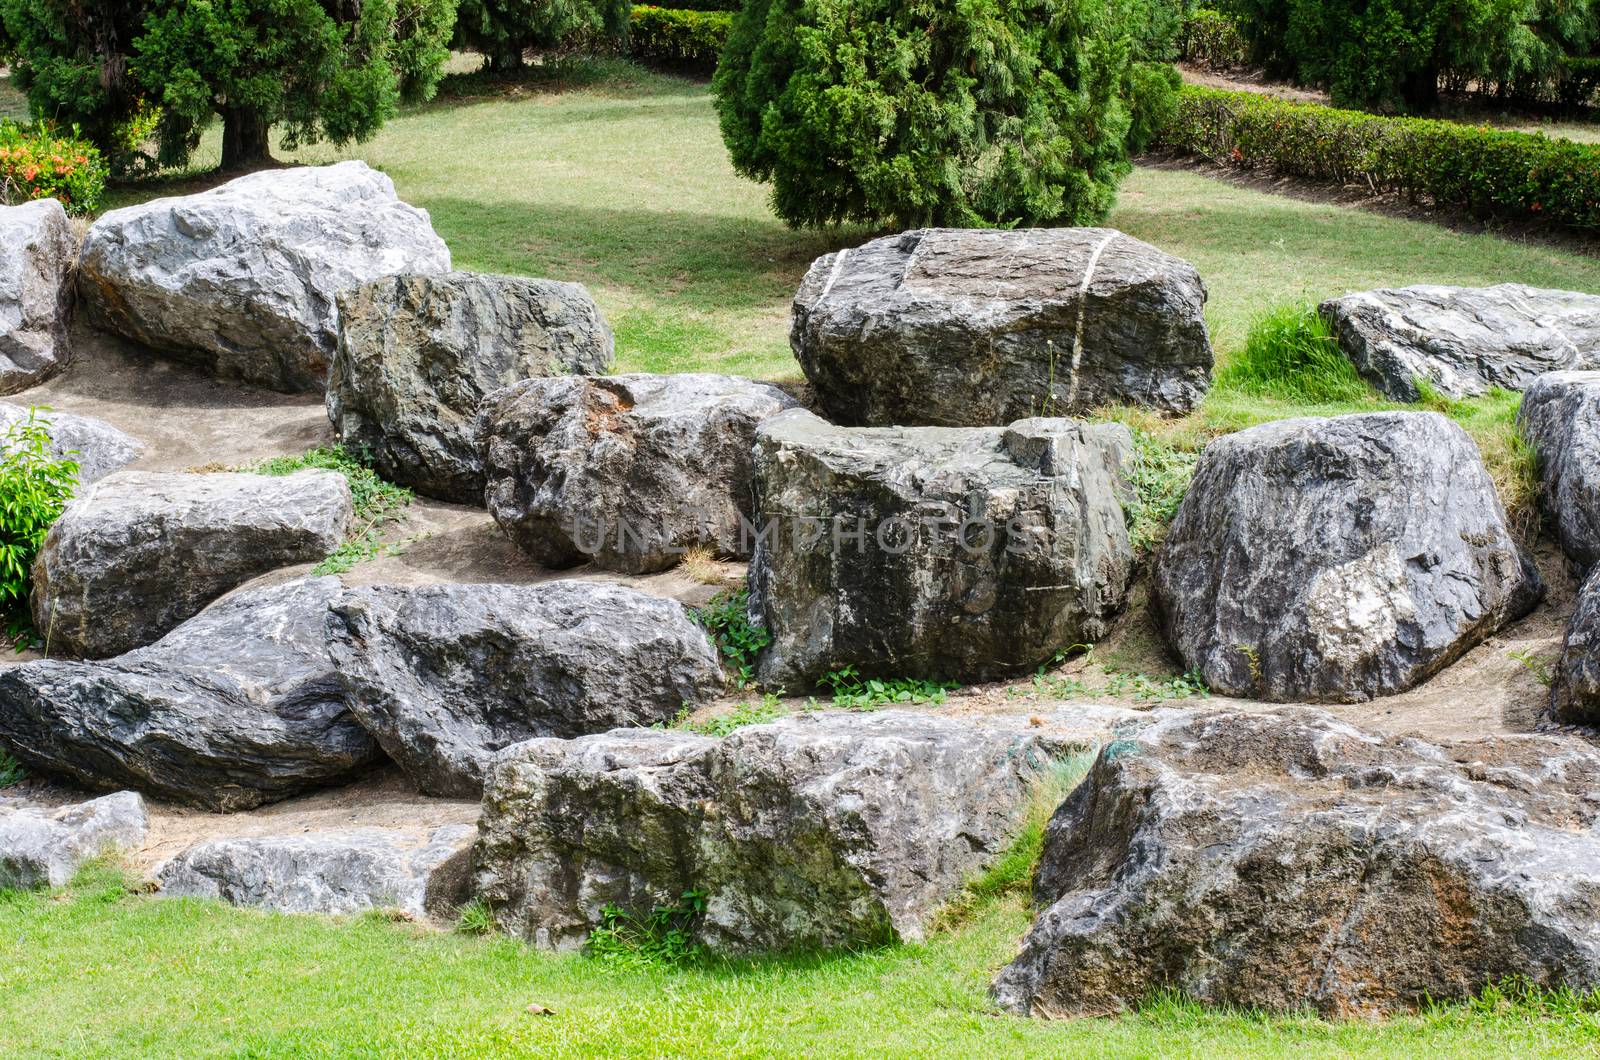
<box><xmin>713</xmin><ymin>0</ymin><xmax>1180</xmax><ymax>229</ymax></box>
<box><xmin>690</xmin><ymin>587</ymin><xmax>770</xmax><ymax>688</ymax></box>
<box><xmin>630</xmin><ymin>6</ymin><xmax>730</xmax><ymax>70</ymax></box>
<box><xmin>1215</xmin><ymin>304</ymin><xmax>1376</xmax><ymax>404</ymax></box>
<box><xmin>1180</xmin><ymin>7</ymin><xmax>1249</xmax><ymax>71</ymax></box>
<box><xmin>0</xmin><ymin>409</ymin><xmax>78</xmax><ymax>648</ymax></box>
<box><xmin>0</xmin><ymin>122</ymin><xmax>107</xmax><ymax>214</ymax></box>
<box><xmin>1159</xmin><ymin>84</ymin><xmax>1600</xmax><ymax>229</ymax></box>
<box><xmin>456</xmin><ymin>0</ymin><xmax>631</xmax><ymax>72</ymax></box>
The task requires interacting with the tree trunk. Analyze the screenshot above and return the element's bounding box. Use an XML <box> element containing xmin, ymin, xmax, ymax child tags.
<box><xmin>221</xmin><ymin>107</ymin><xmax>273</xmax><ymax>171</ymax></box>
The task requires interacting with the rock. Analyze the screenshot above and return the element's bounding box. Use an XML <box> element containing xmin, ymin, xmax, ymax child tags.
<box><xmin>791</xmin><ymin>228</ymin><xmax>1212</xmax><ymax>426</ymax></box>
<box><xmin>327</xmin><ymin>271</ymin><xmax>614</xmax><ymax>503</ymax></box>
<box><xmin>0</xmin><ymin>792</ymin><xmax>147</xmax><ymax>889</ymax></box>
<box><xmin>32</xmin><ymin>469</ymin><xmax>353</xmax><ymax>659</ymax></box>
<box><xmin>1518</xmin><ymin>371</ymin><xmax>1600</xmax><ymax>570</ymax></box>
<box><xmin>475</xmin><ymin>708</ymin><xmax>1131</xmax><ymax>953</ymax></box>
<box><xmin>1153</xmin><ymin>412</ymin><xmax>1541</xmax><ymax>702</ymax></box>
<box><xmin>326</xmin><ymin>581</ymin><xmax>725</xmax><ymax>797</ymax></box>
<box><xmin>0</xmin><ymin>402</ymin><xmax>144</xmax><ymax>485</ymax></box>
<box><xmin>0</xmin><ymin>578</ymin><xmax>382</xmax><ymax>811</ymax></box>
<box><xmin>156</xmin><ymin>824</ymin><xmax>475</xmax><ymax>918</ymax></box>
<box><xmin>78</xmin><ymin>161</ymin><xmax>451</xmax><ymax>393</ymax></box>
<box><xmin>991</xmin><ymin>708</ymin><xmax>1600</xmax><ymax>1018</ymax></box>
<box><xmin>748</xmin><ymin>409</ymin><xmax>1134</xmax><ymax>688</ymax></box>
<box><xmin>0</xmin><ymin>199</ymin><xmax>77</xmax><ymax>395</ymax></box>
<box><xmin>479</xmin><ymin>373</ymin><xmax>799</xmax><ymax>573</ymax></box>
<box><xmin>1551</xmin><ymin>566</ymin><xmax>1600</xmax><ymax>725</ymax></box>
<box><xmin>1320</xmin><ymin>283</ymin><xmax>1600</xmax><ymax>402</ymax></box>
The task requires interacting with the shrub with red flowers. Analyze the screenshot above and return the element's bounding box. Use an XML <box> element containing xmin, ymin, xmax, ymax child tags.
<box><xmin>0</xmin><ymin>122</ymin><xmax>108</xmax><ymax>215</ymax></box>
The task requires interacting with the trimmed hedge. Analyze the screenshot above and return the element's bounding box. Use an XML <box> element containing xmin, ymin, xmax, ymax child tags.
<box><xmin>1158</xmin><ymin>85</ymin><xmax>1600</xmax><ymax>229</ymax></box>
<box><xmin>1180</xmin><ymin>8</ymin><xmax>1248</xmax><ymax>72</ymax></box>
<box><xmin>629</xmin><ymin>6</ymin><xmax>731</xmax><ymax>71</ymax></box>
<box><xmin>0</xmin><ymin>122</ymin><xmax>107</xmax><ymax>214</ymax></box>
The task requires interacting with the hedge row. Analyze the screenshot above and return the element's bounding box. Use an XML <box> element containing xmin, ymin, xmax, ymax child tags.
<box><xmin>0</xmin><ymin>122</ymin><xmax>107</xmax><ymax>214</ymax></box>
<box><xmin>1158</xmin><ymin>85</ymin><xmax>1600</xmax><ymax>229</ymax></box>
<box><xmin>629</xmin><ymin>6</ymin><xmax>731</xmax><ymax>71</ymax></box>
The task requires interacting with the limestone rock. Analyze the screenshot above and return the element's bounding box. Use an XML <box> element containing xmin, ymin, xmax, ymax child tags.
<box><xmin>992</xmin><ymin>709</ymin><xmax>1600</xmax><ymax>1017</ymax></box>
<box><xmin>749</xmin><ymin>409</ymin><xmax>1134</xmax><ymax>687</ymax></box>
<box><xmin>479</xmin><ymin>373</ymin><xmax>798</xmax><ymax>573</ymax></box>
<box><xmin>1153</xmin><ymin>412</ymin><xmax>1541</xmax><ymax>702</ymax></box>
<box><xmin>326</xmin><ymin>581</ymin><xmax>725</xmax><ymax>797</ymax></box>
<box><xmin>32</xmin><ymin>469</ymin><xmax>352</xmax><ymax>658</ymax></box>
<box><xmin>791</xmin><ymin>228</ymin><xmax>1212</xmax><ymax>426</ymax></box>
<box><xmin>328</xmin><ymin>271</ymin><xmax>613</xmax><ymax>503</ymax></box>
<box><xmin>78</xmin><ymin>161</ymin><xmax>451</xmax><ymax>393</ymax></box>
<box><xmin>0</xmin><ymin>791</ymin><xmax>147</xmax><ymax>889</ymax></box>
<box><xmin>1320</xmin><ymin>283</ymin><xmax>1600</xmax><ymax>401</ymax></box>
<box><xmin>0</xmin><ymin>199</ymin><xmax>77</xmax><ymax>394</ymax></box>
<box><xmin>0</xmin><ymin>578</ymin><xmax>382</xmax><ymax>811</ymax></box>
<box><xmin>0</xmin><ymin>402</ymin><xmax>143</xmax><ymax>484</ymax></box>
<box><xmin>1518</xmin><ymin>370</ymin><xmax>1600</xmax><ymax>569</ymax></box>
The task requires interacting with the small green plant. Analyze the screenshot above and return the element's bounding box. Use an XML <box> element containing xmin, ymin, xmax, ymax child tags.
<box><xmin>0</xmin><ymin>409</ymin><xmax>79</xmax><ymax>650</ymax></box>
<box><xmin>691</xmin><ymin>588</ymin><xmax>771</xmax><ymax>688</ymax></box>
<box><xmin>586</xmin><ymin>889</ymin><xmax>708</xmax><ymax>967</ymax></box>
<box><xmin>1123</xmin><ymin>430</ymin><xmax>1201</xmax><ymax>554</ymax></box>
<box><xmin>818</xmin><ymin>665</ymin><xmax>957</xmax><ymax>710</ymax></box>
<box><xmin>455</xmin><ymin>898</ymin><xmax>496</xmax><ymax>937</ymax></box>
<box><xmin>1508</xmin><ymin>648</ymin><xmax>1553</xmax><ymax>687</ymax></box>
<box><xmin>1016</xmin><ymin>666</ymin><xmax>1209</xmax><ymax>704</ymax></box>
<box><xmin>677</xmin><ymin>693</ymin><xmax>786</xmax><ymax>737</ymax></box>
<box><xmin>0</xmin><ymin>747</ymin><xmax>26</xmax><ymax>788</ymax></box>
<box><xmin>1214</xmin><ymin>304</ymin><xmax>1375</xmax><ymax>406</ymax></box>
<box><xmin>245</xmin><ymin>446</ymin><xmax>412</xmax><ymax>575</ymax></box>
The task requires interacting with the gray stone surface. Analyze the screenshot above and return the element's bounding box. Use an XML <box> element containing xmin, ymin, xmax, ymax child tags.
<box><xmin>78</xmin><ymin>161</ymin><xmax>451</xmax><ymax>393</ymax></box>
<box><xmin>328</xmin><ymin>271</ymin><xmax>614</xmax><ymax>503</ymax></box>
<box><xmin>476</xmin><ymin>709</ymin><xmax>1133</xmax><ymax>953</ymax></box>
<box><xmin>156</xmin><ymin>824</ymin><xmax>475</xmax><ymax>918</ymax></box>
<box><xmin>748</xmin><ymin>409</ymin><xmax>1134</xmax><ymax>688</ymax></box>
<box><xmin>0</xmin><ymin>578</ymin><xmax>382</xmax><ymax>811</ymax></box>
<box><xmin>992</xmin><ymin>708</ymin><xmax>1600</xmax><ymax>1017</ymax></box>
<box><xmin>0</xmin><ymin>199</ymin><xmax>77</xmax><ymax>394</ymax></box>
<box><xmin>0</xmin><ymin>402</ymin><xmax>144</xmax><ymax>485</ymax></box>
<box><xmin>1551</xmin><ymin>566</ymin><xmax>1600</xmax><ymax>725</ymax></box>
<box><xmin>1321</xmin><ymin>283</ymin><xmax>1600</xmax><ymax>402</ymax></box>
<box><xmin>327</xmin><ymin>581</ymin><xmax>724</xmax><ymax>797</ymax></box>
<box><xmin>1519</xmin><ymin>370</ymin><xmax>1600</xmax><ymax>570</ymax></box>
<box><xmin>479</xmin><ymin>373</ymin><xmax>798</xmax><ymax>573</ymax></box>
<box><xmin>791</xmin><ymin>228</ymin><xmax>1212</xmax><ymax>426</ymax></box>
<box><xmin>1153</xmin><ymin>412</ymin><xmax>1541</xmax><ymax>702</ymax></box>
<box><xmin>32</xmin><ymin>468</ymin><xmax>352</xmax><ymax>658</ymax></box>
<box><xmin>0</xmin><ymin>791</ymin><xmax>147</xmax><ymax>889</ymax></box>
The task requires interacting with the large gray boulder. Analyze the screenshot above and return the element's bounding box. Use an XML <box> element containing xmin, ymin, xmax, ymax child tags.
<box><xmin>32</xmin><ymin>469</ymin><xmax>352</xmax><ymax>658</ymax></box>
<box><xmin>0</xmin><ymin>578</ymin><xmax>382</xmax><ymax>811</ymax></box>
<box><xmin>992</xmin><ymin>709</ymin><xmax>1600</xmax><ymax>1018</ymax></box>
<box><xmin>327</xmin><ymin>271</ymin><xmax>614</xmax><ymax>503</ymax></box>
<box><xmin>479</xmin><ymin>373</ymin><xmax>798</xmax><ymax>573</ymax></box>
<box><xmin>476</xmin><ymin>709</ymin><xmax>1135</xmax><ymax>953</ymax></box>
<box><xmin>0</xmin><ymin>791</ymin><xmax>147</xmax><ymax>889</ymax></box>
<box><xmin>1519</xmin><ymin>371</ymin><xmax>1600</xmax><ymax>570</ymax></box>
<box><xmin>0</xmin><ymin>199</ymin><xmax>77</xmax><ymax>394</ymax></box>
<box><xmin>1551</xmin><ymin>566</ymin><xmax>1600</xmax><ymax>725</ymax></box>
<box><xmin>326</xmin><ymin>581</ymin><xmax>724</xmax><ymax>797</ymax></box>
<box><xmin>0</xmin><ymin>402</ymin><xmax>144</xmax><ymax>485</ymax></box>
<box><xmin>1153</xmin><ymin>412</ymin><xmax>1541</xmax><ymax>702</ymax></box>
<box><xmin>78</xmin><ymin>161</ymin><xmax>451</xmax><ymax>393</ymax></box>
<box><xmin>748</xmin><ymin>409</ymin><xmax>1134</xmax><ymax>688</ymax></box>
<box><xmin>791</xmin><ymin>228</ymin><xmax>1212</xmax><ymax>427</ymax></box>
<box><xmin>1321</xmin><ymin>283</ymin><xmax>1600</xmax><ymax>402</ymax></box>
<box><xmin>156</xmin><ymin>824</ymin><xmax>475</xmax><ymax>919</ymax></box>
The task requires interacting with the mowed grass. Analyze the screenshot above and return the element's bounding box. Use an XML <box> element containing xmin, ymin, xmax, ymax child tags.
<box><xmin>5</xmin><ymin>866</ymin><xmax>1600</xmax><ymax>1058</ymax></box>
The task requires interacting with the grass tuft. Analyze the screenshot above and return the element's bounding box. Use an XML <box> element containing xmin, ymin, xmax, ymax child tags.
<box><xmin>1214</xmin><ymin>304</ymin><xmax>1376</xmax><ymax>405</ymax></box>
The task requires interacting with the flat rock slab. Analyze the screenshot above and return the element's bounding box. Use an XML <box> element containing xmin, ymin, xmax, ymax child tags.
<box><xmin>0</xmin><ymin>198</ymin><xmax>77</xmax><ymax>394</ymax></box>
<box><xmin>78</xmin><ymin>161</ymin><xmax>451</xmax><ymax>393</ymax></box>
<box><xmin>1321</xmin><ymin>283</ymin><xmax>1600</xmax><ymax>401</ymax></box>
<box><xmin>156</xmin><ymin>824</ymin><xmax>474</xmax><ymax>919</ymax></box>
<box><xmin>993</xmin><ymin>708</ymin><xmax>1600</xmax><ymax>1017</ymax></box>
<box><xmin>33</xmin><ymin>468</ymin><xmax>352</xmax><ymax>658</ymax></box>
<box><xmin>0</xmin><ymin>578</ymin><xmax>382</xmax><ymax>812</ymax></box>
<box><xmin>476</xmin><ymin>708</ymin><xmax>1133</xmax><ymax>953</ymax></box>
<box><xmin>327</xmin><ymin>581</ymin><xmax>725</xmax><ymax>797</ymax></box>
<box><xmin>1519</xmin><ymin>370</ymin><xmax>1600</xmax><ymax>570</ymax></box>
<box><xmin>1154</xmin><ymin>412</ymin><xmax>1541</xmax><ymax>702</ymax></box>
<box><xmin>479</xmin><ymin>373</ymin><xmax>798</xmax><ymax>573</ymax></box>
<box><xmin>328</xmin><ymin>271</ymin><xmax>614</xmax><ymax>503</ymax></box>
<box><xmin>792</xmin><ymin>228</ymin><xmax>1212</xmax><ymax>426</ymax></box>
<box><xmin>749</xmin><ymin>409</ymin><xmax>1134</xmax><ymax>687</ymax></box>
<box><xmin>0</xmin><ymin>791</ymin><xmax>147</xmax><ymax>889</ymax></box>
<box><xmin>0</xmin><ymin>402</ymin><xmax>144</xmax><ymax>485</ymax></box>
